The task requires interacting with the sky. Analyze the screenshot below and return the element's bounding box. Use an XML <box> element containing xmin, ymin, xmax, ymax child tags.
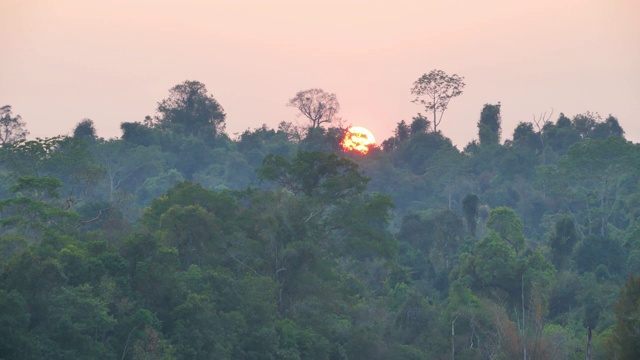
<box><xmin>1</xmin><ymin>0</ymin><xmax>639</xmax><ymax>147</ymax></box>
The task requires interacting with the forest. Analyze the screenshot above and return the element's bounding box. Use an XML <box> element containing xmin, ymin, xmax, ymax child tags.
<box><xmin>1</xmin><ymin>77</ymin><xmax>639</xmax><ymax>359</ymax></box>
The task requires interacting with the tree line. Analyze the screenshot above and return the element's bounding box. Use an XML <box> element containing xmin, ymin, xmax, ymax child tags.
<box><xmin>0</xmin><ymin>74</ymin><xmax>639</xmax><ymax>359</ymax></box>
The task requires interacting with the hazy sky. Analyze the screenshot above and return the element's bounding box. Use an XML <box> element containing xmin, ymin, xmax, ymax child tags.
<box><xmin>2</xmin><ymin>0</ymin><xmax>639</xmax><ymax>147</ymax></box>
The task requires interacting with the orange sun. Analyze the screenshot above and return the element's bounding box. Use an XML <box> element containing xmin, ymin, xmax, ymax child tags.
<box><xmin>341</xmin><ymin>126</ymin><xmax>376</xmax><ymax>154</ymax></box>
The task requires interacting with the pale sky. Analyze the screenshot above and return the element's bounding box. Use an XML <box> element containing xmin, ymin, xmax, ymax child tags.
<box><xmin>1</xmin><ymin>0</ymin><xmax>639</xmax><ymax>147</ymax></box>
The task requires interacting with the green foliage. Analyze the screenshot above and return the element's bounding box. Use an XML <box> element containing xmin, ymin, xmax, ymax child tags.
<box><xmin>121</xmin><ymin>121</ymin><xmax>158</xmax><ymax>147</ymax></box>
<box><xmin>478</xmin><ymin>103</ymin><xmax>502</xmax><ymax>145</ymax></box>
<box><xmin>486</xmin><ymin>206</ymin><xmax>526</xmax><ymax>254</ymax></box>
<box><xmin>573</xmin><ymin>235</ymin><xmax>625</xmax><ymax>276</ymax></box>
<box><xmin>0</xmin><ymin>96</ymin><xmax>638</xmax><ymax>359</ymax></box>
<box><xmin>258</xmin><ymin>151</ymin><xmax>369</xmax><ymax>201</ymax></box>
<box><xmin>409</xmin><ymin>113</ymin><xmax>430</xmax><ymax>135</ymax></box>
<box><xmin>472</xmin><ymin>232</ymin><xmax>518</xmax><ymax>290</ymax></box>
<box><xmin>156</xmin><ymin>80</ymin><xmax>226</xmax><ymax>136</ymax></box>
<box><xmin>512</xmin><ymin>121</ymin><xmax>542</xmax><ymax>152</ymax></box>
<box><xmin>393</xmin><ymin>130</ymin><xmax>455</xmax><ymax>175</ymax></box>
<box><xmin>142</xmin><ymin>181</ymin><xmax>237</xmax><ymax>230</ymax></box>
<box><xmin>548</xmin><ymin>215</ymin><xmax>579</xmax><ymax>269</ymax></box>
<box><xmin>610</xmin><ymin>274</ymin><xmax>640</xmax><ymax>358</ymax></box>
<box><xmin>0</xmin><ymin>176</ymin><xmax>79</xmax><ymax>239</ymax></box>
<box><xmin>0</xmin><ymin>104</ymin><xmax>28</xmax><ymax>144</ymax></box>
<box><xmin>329</xmin><ymin>193</ymin><xmax>397</xmax><ymax>259</ymax></box>
<box><xmin>462</xmin><ymin>193</ymin><xmax>479</xmax><ymax>237</ymax></box>
<box><xmin>72</xmin><ymin>118</ymin><xmax>97</xmax><ymax>140</ymax></box>
<box><xmin>0</xmin><ymin>136</ymin><xmax>66</xmax><ymax>178</ymax></box>
<box><xmin>0</xmin><ymin>289</ymin><xmax>30</xmax><ymax>358</ymax></box>
<box><xmin>137</xmin><ymin>169</ymin><xmax>185</xmax><ymax>204</ymax></box>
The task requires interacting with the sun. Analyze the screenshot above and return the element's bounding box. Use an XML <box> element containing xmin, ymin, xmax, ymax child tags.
<box><xmin>341</xmin><ymin>126</ymin><xmax>376</xmax><ymax>154</ymax></box>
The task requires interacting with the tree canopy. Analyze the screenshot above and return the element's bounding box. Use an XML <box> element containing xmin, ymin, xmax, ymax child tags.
<box><xmin>0</xmin><ymin>79</ymin><xmax>638</xmax><ymax>359</ymax></box>
<box><xmin>410</xmin><ymin>69</ymin><xmax>465</xmax><ymax>132</ymax></box>
<box><xmin>287</xmin><ymin>88</ymin><xmax>340</xmax><ymax>128</ymax></box>
<box><xmin>156</xmin><ymin>80</ymin><xmax>226</xmax><ymax>136</ymax></box>
<box><xmin>0</xmin><ymin>105</ymin><xmax>28</xmax><ymax>144</ymax></box>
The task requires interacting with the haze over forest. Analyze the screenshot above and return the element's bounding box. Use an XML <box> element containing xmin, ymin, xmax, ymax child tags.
<box><xmin>2</xmin><ymin>1</ymin><xmax>640</xmax><ymax>359</ymax></box>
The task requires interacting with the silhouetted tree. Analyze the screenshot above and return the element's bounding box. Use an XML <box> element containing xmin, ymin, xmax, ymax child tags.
<box><xmin>478</xmin><ymin>103</ymin><xmax>501</xmax><ymax>145</ymax></box>
<box><xmin>0</xmin><ymin>105</ymin><xmax>28</xmax><ymax>144</ymax></box>
<box><xmin>72</xmin><ymin>119</ymin><xmax>97</xmax><ymax>140</ymax></box>
<box><xmin>156</xmin><ymin>80</ymin><xmax>226</xmax><ymax>136</ymax></box>
<box><xmin>287</xmin><ymin>88</ymin><xmax>340</xmax><ymax>128</ymax></box>
<box><xmin>410</xmin><ymin>69</ymin><xmax>465</xmax><ymax>132</ymax></box>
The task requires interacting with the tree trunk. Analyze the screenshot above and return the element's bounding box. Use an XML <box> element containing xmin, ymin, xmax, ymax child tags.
<box><xmin>521</xmin><ymin>275</ymin><xmax>527</xmax><ymax>360</ymax></box>
<box><xmin>452</xmin><ymin>316</ymin><xmax>457</xmax><ymax>360</ymax></box>
<box><xmin>586</xmin><ymin>325</ymin><xmax>592</xmax><ymax>360</ymax></box>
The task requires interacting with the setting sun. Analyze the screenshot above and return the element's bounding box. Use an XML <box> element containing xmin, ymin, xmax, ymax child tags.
<box><xmin>341</xmin><ymin>126</ymin><xmax>376</xmax><ymax>154</ymax></box>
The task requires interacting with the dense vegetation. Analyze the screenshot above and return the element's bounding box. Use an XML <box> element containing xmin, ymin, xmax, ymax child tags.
<box><xmin>1</xmin><ymin>80</ymin><xmax>639</xmax><ymax>359</ymax></box>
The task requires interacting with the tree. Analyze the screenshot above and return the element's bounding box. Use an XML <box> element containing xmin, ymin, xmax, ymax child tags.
<box><xmin>381</xmin><ymin>120</ymin><xmax>412</xmax><ymax>151</ymax></box>
<box><xmin>0</xmin><ymin>105</ymin><xmax>29</xmax><ymax>145</ymax></box>
<box><xmin>0</xmin><ymin>290</ymin><xmax>31</xmax><ymax>358</ymax></box>
<box><xmin>257</xmin><ymin>151</ymin><xmax>369</xmax><ymax>202</ymax></box>
<box><xmin>0</xmin><ymin>176</ymin><xmax>79</xmax><ymax>240</ymax></box>
<box><xmin>462</xmin><ymin>194</ymin><xmax>480</xmax><ymax>237</ymax></box>
<box><xmin>410</xmin><ymin>113</ymin><xmax>430</xmax><ymax>135</ymax></box>
<box><xmin>120</xmin><ymin>121</ymin><xmax>158</xmax><ymax>147</ymax></box>
<box><xmin>572</xmin><ymin>112</ymin><xmax>599</xmax><ymax>139</ymax></box>
<box><xmin>478</xmin><ymin>103</ymin><xmax>502</xmax><ymax>145</ymax></box>
<box><xmin>511</xmin><ymin>122</ymin><xmax>541</xmax><ymax>153</ymax></box>
<box><xmin>471</xmin><ymin>232</ymin><xmax>518</xmax><ymax>291</ymax></box>
<box><xmin>425</xmin><ymin>147</ymin><xmax>469</xmax><ymax>210</ymax></box>
<box><xmin>72</xmin><ymin>119</ymin><xmax>97</xmax><ymax>140</ymax></box>
<box><xmin>287</xmin><ymin>89</ymin><xmax>340</xmax><ymax>128</ymax></box>
<box><xmin>93</xmin><ymin>140</ymin><xmax>164</xmax><ymax>202</ymax></box>
<box><xmin>0</xmin><ymin>137</ymin><xmax>66</xmax><ymax>178</ymax></box>
<box><xmin>485</xmin><ymin>206</ymin><xmax>526</xmax><ymax>254</ymax></box>
<box><xmin>425</xmin><ymin>209</ymin><xmax>465</xmax><ymax>272</ymax></box>
<box><xmin>591</xmin><ymin>115</ymin><xmax>625</xmax><ymax>140</ymax></box>
<box><xmin>610</xmin><ymin>274</ymin><xmax>640</xmax><ymax>358</ymax></box>
<box><xmin>156</xmin><ymin>80</ymin><xmax>226</xmax><ymax>136</ymax></box>
<box><xmin>548</xmin><ymin>215</ymin><xmax>579</xmax><ymax>270</ymax></box>
<box><xmin>395</xmin><ymin>120</ymin><xmax>411</xmax><ymax>142</ymax></box>
<box><xmin>554</xmin><ymin>137</ymin><xmax>634</xmax><ymax>237</ymax></box>
<box><xmin>410</xmin><ymin>69</ymin><xmax>465</xmax><ymax>132</ymax></box>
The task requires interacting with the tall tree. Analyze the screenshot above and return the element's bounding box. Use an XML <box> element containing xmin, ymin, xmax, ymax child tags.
<box><xmin>395</xmin><ymin>120</ymin><xmax>411</xmax><ymax>142</ymax></box>
<box><xmin>0</xmin><ymin>105</ymin><xmax>29</xmax><ymax>145</ymax></box>
<box><xmin>478</xmin><ymin>103</ymin><xmax>502</xmax><ymax>145</ymax></box>
<box><xmin>462</xmin><ymin>194</ymin><xmax>480</xmax><ymax>237</ymax></box>
<box><xmin>410</xmin><ymin>69</ymin><xmax>465</xmax><ymax>132</ymax></box>
<box><xmin>511</xmin><ymin>122</ymin><xmax>541</xmax><ymax>153</ymax></box>
<box><xmin>156</xmin><ymin>80</ymin><xmax>226</xmax><ymax>136</ymax></box>
<box><xmin>610</xmin><ymin>274</ymin><xmax>640</xmax><ymax>358</ymax></box>
<box><xmin>287</xmin><ymin>88</ymin><xmax>340</xmax><ymax>128</ymax></box>
<box><xmin>554</xmin><ymin>137</ymin><xmax>635</xmax><ymax>237</ymax></box>
<box><xmin>72</xmin><ymin>118</ymin><xmax>97</xmax><ymax>140</ymax></box>
<box><xmin>548</xmin><ymin>215</ymin><xmax>579</xmax><ymax>270</ymax></box>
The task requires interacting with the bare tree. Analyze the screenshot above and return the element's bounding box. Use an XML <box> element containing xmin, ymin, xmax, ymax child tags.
<box><xmin>411</xmin><ymin>69</ymin><xmax>465</xmax><ymax>132</ymax></box>
<box><xmin>0</xmin><ymin>105</ymin><xmax>29</xmax><ymax>145</ymax></box>
<box><xmin>287</xmin><ymin>88</ymin><xmax>340</xmax><ymax>128</ymax></box>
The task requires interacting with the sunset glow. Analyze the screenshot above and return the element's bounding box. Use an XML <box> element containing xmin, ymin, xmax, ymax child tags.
<box><xmin>341</xmin><ymin>126</ymin><xmax>376</xmax><ymax>154</ymax></box>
